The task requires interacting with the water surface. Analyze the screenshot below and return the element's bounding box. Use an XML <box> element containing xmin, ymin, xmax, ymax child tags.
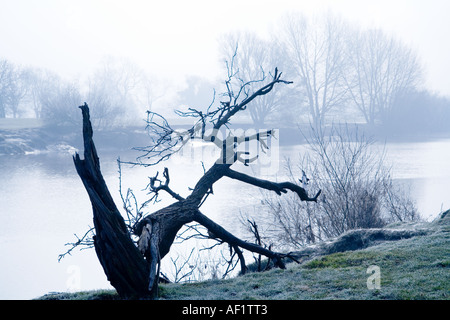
<box><xmin>1</xmin><ymin>139</ymin><xmax>449</xmax><ymax>299</ymax></box>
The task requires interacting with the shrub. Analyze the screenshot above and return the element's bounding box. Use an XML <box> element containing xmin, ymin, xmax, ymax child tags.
<box><xmin>254</xmin><ymin>124</ymin><xmax>420</xmax><ymax>249</ymax></box>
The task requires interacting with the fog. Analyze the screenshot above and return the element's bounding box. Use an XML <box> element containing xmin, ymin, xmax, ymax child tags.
<box><xmin>1</xmin><ymin>0</ymin><xmax>450</xmax><ymax>299</ymax></box>
<box><xmin>1</xmin><ymin>0</ymin><xmax>450</xmax><ymax>96</ymax></box>
<box><xmin>1</xmin><ymin>1</ymin><xmax>450</xmax><ymax>127</ymax></box>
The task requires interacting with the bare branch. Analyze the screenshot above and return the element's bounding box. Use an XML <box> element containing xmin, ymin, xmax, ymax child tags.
<box><xmin>145</xmin><ymin>167</ymin><xmax>184</xmax><ymax>202</ymax></box>
<box><xmin>123</xmin><ymin>111</ymin><xmax>192</xmax><ymax>167</ymax></box>
<box><xmin>223</xmin><ymin>167</ymin><xmax>321</xmax><ymax>202</ymax></box>
<box><xmin>58</xmin><ymin>227</ymin><xmax>95</xmax><ymax>262</ymax></box>
<box><xmin>117</xmin><ymin>158</ymin><xmax>145</xmax><ymax>231</ymax></box>
<box><xmin>214</xmin><ymin>68</ymin><xmax>293</xmax><ymax>130</ymax></box>
<box><xmin>174</xmin><ymin>223</ymin><xmax>213</xmax><ymax>243</ymax></box>
<box><xmin>170</xmin><ymin>247</ymin><xmax>197</xmax><ymax>283</ymax></box>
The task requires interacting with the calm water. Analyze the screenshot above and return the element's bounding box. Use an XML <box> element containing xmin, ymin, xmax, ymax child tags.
<box><xmin>1</xmin><ymin>139</ymin><xmax>450</xmax><ymax>299</ymax></box>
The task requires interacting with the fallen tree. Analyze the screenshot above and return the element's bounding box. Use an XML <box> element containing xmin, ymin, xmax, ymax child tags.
<box><xmin>72</xmin><ymin>67</ymin><xmax>321</xmax><ymax>299</ymax></box>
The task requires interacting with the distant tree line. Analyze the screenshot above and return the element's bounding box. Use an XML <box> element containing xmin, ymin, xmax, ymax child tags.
<box><xmin>0</xmin><ymin>56</ymin><xmax>158</xmax><ymax>129</ymax></box>
<box><xmin>214</xmin><ymin>13</ymin><xmax>450</xmax><ymax>135</ymax></box>
<box><xmin>2</xmin><ymin>12</ymin><xmax>450</xmax><ymax>136</ymax></box>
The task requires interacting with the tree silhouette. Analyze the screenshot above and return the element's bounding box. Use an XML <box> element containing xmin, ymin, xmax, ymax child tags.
<box><xmin>72</xmin><ymin>66</ymin><xmax>321</xmax><ymax>299</ymax></box>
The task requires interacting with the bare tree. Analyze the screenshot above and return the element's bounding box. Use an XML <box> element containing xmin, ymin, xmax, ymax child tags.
<box><xmin>281</xmin><ymin>13</ymin><xmax>349</xmax><ymax>129</ymax></box>
<box><xmin>306</xmin><ymin>125</ymin><xmax>389</xmax><ymax>236</ymax></box>
<box><xmin>42</xmin><ymin>81</ymin><xmax>82</xmax><ymax>126</ymax></box>
<box><xmin>7</xmin><ymin>66</ymin><xmax>29</xmax><ymax>118</ymax></box>
<box><xmin>0</xmin><ymin>59</ymin><xmax>13</xmax><ymax>118</ymax></box>
<box><xmin>259</xmin><ymin>124</ymin><xmax>419</xmax><ymax>249</ymax></box>
<box><xmin>137</xmin><ymin>72</ymin><xmax>166</xmax><ymax>114</ymax></box>
<box><xmin>344</xmin><ymin>28</ymin><xmax>422</xmax><ymax>125</ymax></box>
<box><xmin>219</xmin><ymin>32</ymin><xmax>291</xmax><ymax>126</ymax></box>
<box><xmin>26</xmin><ymin>68</ymin><xmax>61</xmax><ymax>119</ymax></box>
<box><xmin>86</xmin><ymin>56</ymin><xmax>145</xmax><ymax>128</ymax></box>
<box><xmin>0</xmin><ymin>59</ymin><xmax>30</xmax><ymax>118</ymax></box>
<box><xmin>71</xmin><ymin>66</ymin><xmax>321</xmax><ymax>299</ymax></box>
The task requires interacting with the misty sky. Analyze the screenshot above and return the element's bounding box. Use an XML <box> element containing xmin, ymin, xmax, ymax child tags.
<box><xmin>1</xmin><ymin>0</ymin><xmax>449</xmax><ymax>96</ymax></box>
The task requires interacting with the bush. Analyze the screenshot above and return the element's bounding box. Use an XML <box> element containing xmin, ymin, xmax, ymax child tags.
<box><xmin>254</xmin><ymin>124</ymin><xmax>420</xmax><ymax>250</ymax></box>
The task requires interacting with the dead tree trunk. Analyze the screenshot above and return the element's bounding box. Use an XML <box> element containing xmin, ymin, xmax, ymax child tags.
<box><xmin>73</xmin><ymin>67</ymin><xmax>321</xmax><ymax>299</ymax></box>
<box><xmin>73</xmin><ymin>103</ymin><xmax>150</xmax><ymax>299</ymax></box>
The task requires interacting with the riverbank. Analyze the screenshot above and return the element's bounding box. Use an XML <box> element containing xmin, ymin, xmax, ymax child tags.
<box><xmin>2</xmin><ymin>118</ymin><xmax>450</xmax><ymax>156</ymax></box>
<box><xmin>0</xmin><ymin>119</ymin><xmax>151</xmax><ymax>155</ymax></box>
<box><xmin>38</xmin><ymin>210</ymin><xmax>450</xmax><ymax>300</ymax></box>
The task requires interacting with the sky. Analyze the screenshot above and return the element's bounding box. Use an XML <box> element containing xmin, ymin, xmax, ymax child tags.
<box><xmin>0</xmin><ymin>0</ymin><xmax>449</xmax><ymax>96</ymax></box>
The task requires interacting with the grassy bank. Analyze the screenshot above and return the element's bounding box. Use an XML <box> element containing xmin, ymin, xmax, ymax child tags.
<box><xmin>38</xmin><ymin>212</ymin><xmax>450</xmax><ymax>300</ymax></box>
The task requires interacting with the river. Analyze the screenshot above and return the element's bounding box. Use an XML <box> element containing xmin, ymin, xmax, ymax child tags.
<box><xmin>1</xmin><ymin>138</ymin><xmax>450</xmax><ymax>299</ymax></box>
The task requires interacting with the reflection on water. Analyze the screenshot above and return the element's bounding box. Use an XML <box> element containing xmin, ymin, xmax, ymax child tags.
<box><xmin>1</xmin><ymin>139</ymin><xmax>450</xmax><ymax>299</ymax></box>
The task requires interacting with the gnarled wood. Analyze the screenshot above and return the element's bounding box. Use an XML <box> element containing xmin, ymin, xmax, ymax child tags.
<box><xmin>73</xmin><ymin>103</ymin><xmax>150</xmax><ymax>299</ymax></box>
<box><xmin>73</xmin><ymin>66</ymin><xmax>321</xmax><ymax>299</ymax></box>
